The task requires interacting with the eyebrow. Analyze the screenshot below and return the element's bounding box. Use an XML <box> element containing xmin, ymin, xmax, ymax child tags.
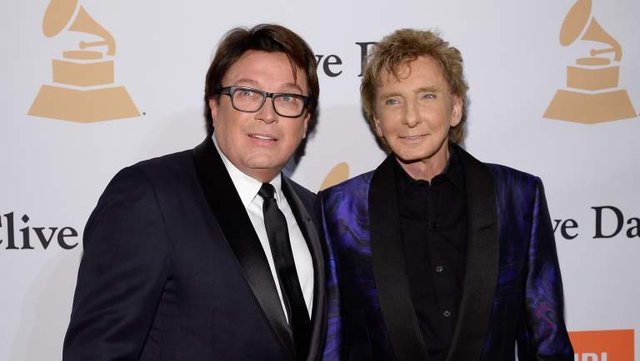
<box><xmin>233</xmin><ymin>79</ymin><xmax>304</xmax><ymax>94</ymax></box>
<box><xmin>378</xmin><ymin>85</ymin><xmax>442</xmax><ymax>99</ymax></box>
<box><xmin>415</xmin><ymin>85</ymin><xmax>441</xmax><ymax>93</ymax></box>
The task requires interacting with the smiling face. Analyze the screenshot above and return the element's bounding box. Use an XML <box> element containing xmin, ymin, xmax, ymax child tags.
<box><xmin>374</xmin><ymin>55</ymin><xmax>462</xmax><ymax>180</ymax></box>
<box><xmin>210</xmin><ymin>50</ymin><xmax>310</xmax><ymax>182</ymax></box>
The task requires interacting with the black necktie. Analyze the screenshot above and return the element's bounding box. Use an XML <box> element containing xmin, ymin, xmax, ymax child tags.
<box><xmin>259</xmin><ymin>183</ymin><xmax>311</xmax><ymax>359</ymax></box>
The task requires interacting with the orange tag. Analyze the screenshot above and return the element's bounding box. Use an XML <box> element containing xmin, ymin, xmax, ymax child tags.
<box><xmin>570</xmin><ymin>329</ymin><xmax>634</xmax><ymax>361</ymax></box>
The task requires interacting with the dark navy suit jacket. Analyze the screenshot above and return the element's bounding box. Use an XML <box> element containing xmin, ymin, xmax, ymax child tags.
<box><xmin>63</xmin><ymin>137</ymin><xmax>332</xmax><ymax>361</ymax></box>
<box><xmin>319</xmin><ymin>145</ymin><xmax>573</xmax><ymax>361</ymax></box>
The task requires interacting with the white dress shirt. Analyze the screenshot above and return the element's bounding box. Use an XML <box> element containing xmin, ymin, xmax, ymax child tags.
<box><xmin>212</xmin><ymin>136</ymin><xmax>314</xmax><ymax>322</ymax></box>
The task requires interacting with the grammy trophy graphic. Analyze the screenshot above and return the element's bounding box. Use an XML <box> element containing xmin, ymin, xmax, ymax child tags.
<box><xmin>29</xmin><ymin>0</ymin><xmax>139</xmax><ymax>122</ymax></box>
<box><xmin>545</xmin><ymin>0</ymin><xmax>636</xmax><ymax>123</ymax></box>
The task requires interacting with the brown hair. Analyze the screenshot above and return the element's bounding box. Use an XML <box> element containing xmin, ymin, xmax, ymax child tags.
<box><xmin>203</xmin><ymin>24</ymin><xmax>319</xmax><ymax>135</ymax></box>
<box><xmin>361</xmin><ymin>28</ymin><xmax>468</xmax><ymax>145</ymax></box>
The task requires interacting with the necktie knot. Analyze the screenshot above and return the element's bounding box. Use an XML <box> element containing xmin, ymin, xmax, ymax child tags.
<box><xmin>259</xmin><ymin>183</ymin><xmax>276</xmax><ymax>200</ymax></box>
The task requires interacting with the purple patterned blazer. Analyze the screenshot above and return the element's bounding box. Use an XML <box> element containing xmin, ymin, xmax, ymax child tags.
<box><xmin>319</xmin><ymin>145</ymin><xmax>573</xmax><ymax>361</ymax></box>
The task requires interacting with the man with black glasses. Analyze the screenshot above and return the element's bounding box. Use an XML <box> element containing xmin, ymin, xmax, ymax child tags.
<box><xmin>63</xmin><ymin>24</ymin><xmax>335</xmax><ymax>361</ymax></box>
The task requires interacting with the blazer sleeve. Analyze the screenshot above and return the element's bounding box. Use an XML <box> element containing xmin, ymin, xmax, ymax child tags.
<box><xmin>319</xmin><ymin>190</ymin><xmax>342</xmax><ymax>361</ymax></box>
<box><xmin>63</xmin><ymin>165</ymin><xmax>171</xmax><ymax>361</ymax></box>
<box><xmin>518</xmin><ymin>178</ymin><xmax>574</xmax><ymax>360</ymax></box>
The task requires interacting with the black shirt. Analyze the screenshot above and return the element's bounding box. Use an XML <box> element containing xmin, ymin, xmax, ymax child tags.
<box><xmin>394</xmin><ymin>147</ymin><xmax>467</xmax><ymax>361</ymax></box>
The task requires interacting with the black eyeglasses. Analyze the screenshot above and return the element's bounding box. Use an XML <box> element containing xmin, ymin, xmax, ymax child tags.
<box><xmin>216</xmin><ymin>86</ymin><xmax>314</xmax><ymax>118</ymax></box>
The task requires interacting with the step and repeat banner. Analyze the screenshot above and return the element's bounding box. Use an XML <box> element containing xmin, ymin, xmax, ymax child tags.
<box><xmin>1</xmin><ymin>0</ymin><xmax>638</xmax><ymax>360</ymax></box>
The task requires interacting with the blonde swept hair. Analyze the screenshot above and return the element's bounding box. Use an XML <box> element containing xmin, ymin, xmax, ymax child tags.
<box><xmin>361</xmin><ymin>28</ymin><xmax>469</xmax><ymax>147</ymax></box>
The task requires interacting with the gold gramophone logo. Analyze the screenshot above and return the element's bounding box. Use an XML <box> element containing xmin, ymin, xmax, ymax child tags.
<box><xmin>544</xmin><ymin>0</ymin><xmax>637</xmax><ymax>123</ymax></box>
<box><xmin>28</xmin><ymin>0</ymin><xmax>139</xmax><ymax>122</ymax></box>
<box><xmin>319</xmin><ymin>162</ymin><xmax>350</xmax><ymax>191</ymax></box>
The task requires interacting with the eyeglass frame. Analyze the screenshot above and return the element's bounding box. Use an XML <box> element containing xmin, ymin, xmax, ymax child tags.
<box><xmin>215</xmin><ymin>85</ymin><xmax>316</xmax><ymax>118</ymax></box>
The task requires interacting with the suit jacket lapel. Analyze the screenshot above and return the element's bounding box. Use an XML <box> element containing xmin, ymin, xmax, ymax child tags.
<box><xmin>282</xmin><ymin>179</ymin><xmax>327</xmax><ymax>361</ymax></box>
<box><xmin>192</xmin><ymin>137</ymin><xmax>296</xmax><ymax>360</ymax></box>
<box><xmin>447</xmin><ymin>145</ymin><xmax>499</xmax><ymax>361</ymax></box>
<box><xmin>369</xmin><ymin>156</ymin><xmax>429</xmax><ymax>361</ymax></box>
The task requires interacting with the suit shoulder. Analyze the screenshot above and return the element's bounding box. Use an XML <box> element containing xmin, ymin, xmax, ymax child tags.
<box><xmin>115</xmin><ymin>149</ymin><xmax>194</xmax><ymax>184</ymax></box>
<box><xmin>485</xmin><ymin>163</ymin><xmax>543</xmax><ymax>191</ymax></box>
<box><xmin>456</xmin><ymin>145</ymin><xmax>542</xmax><ymax>189</ymax></box>
<box><xmin>320</xmin><ymin>171</ymin><xmax>373</xmax><ymax>201</ymax></box>
<box><xmin>100</xmin><ymin>149</ymin><xmax>196</xmax><ymax>203</ymax></box>
<box><xmin>130</xmin><ymin>149</ymin><xmax>194</xmax><ymax>176</ymax></box>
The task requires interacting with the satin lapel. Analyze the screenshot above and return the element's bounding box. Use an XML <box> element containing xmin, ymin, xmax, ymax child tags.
<box><xmin>192</xmin><ymin>137</ymin><xmax>295</xmax><ymax>360</ymax></box>
<box><xmin>447</xmin><ymin>146</ymin><xmax>499</xmax><ymax>361</ymax></box>
<box><xmin>370</xmin><ymin>156</ymin><xmax>428</xmax><ymax>361</ymax></box>
<box><xmin>281</xmin><ymin>179</ymin><xmax>327</xmax><ymax>361</ymax></box>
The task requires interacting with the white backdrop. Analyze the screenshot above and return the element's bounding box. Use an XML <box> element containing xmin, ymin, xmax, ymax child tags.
<box><xmin>1</xmin><ymin>0</ymin><xmax>639</xmax><ymax>360</ymax></box>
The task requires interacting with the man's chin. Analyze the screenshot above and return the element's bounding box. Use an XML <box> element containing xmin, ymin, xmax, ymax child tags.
<box><xmin>244</xmin><ymin>159</ymin><xmax>286</xmax><ymax>173</ymax></box>
<box><xmin>394</xmin><ymin>153</ymin><xmax>431</xmax><ymax>165</ymax></box>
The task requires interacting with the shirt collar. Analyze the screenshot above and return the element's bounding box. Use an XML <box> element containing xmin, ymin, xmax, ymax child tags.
<box><xmin>212</xmin><ymin>135</ymin><xmax>283</xmax><ymax>207</ymax></box>
<box><xmin>393</xmin><ymin>143</ymin><xmax>465</xmax><ymax>190</ymax></box>
<box><xmin>444</xmin><ymin>145</ymin><xmax>464</xmax><ymax>190</ymax></box>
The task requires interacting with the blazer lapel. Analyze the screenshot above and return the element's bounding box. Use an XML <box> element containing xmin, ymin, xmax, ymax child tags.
<box><xmin>369</xmin><ymin>156</ymin><xmax>429</xmax><ymax>361</ymax></box>
<box><xmin>282</xmin><ymin>179</ymin><xmax>327</xmax><ymax>361</ymax></box>
<box><xmin>192</xmin><ymin>137</ymin><xmax>296</xmax><ymax>360</ymax></box>
<box><xmin>447</xmin><ymin>145</ymin><xmax>499</xmax><ymax>361</ymax></box>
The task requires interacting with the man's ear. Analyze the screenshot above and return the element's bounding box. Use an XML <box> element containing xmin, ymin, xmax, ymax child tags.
<box><xmin>373</xmin><ymin>115</ymin><xmax>384</xmax><ymax>137</ymax></box>
<box><xmin>209</xmin><ymin>98</ymin><xmax>219</xmax><ymax>127</ymax></box>
<box><xmin>450</xmin><ymin>95</ymin><xmax>463</xmax><ymax>127</ymax></box>
<box><xmin>302</xmin><ymin>113</ymin><xmax>311</xmax><ymax>139</ymax></box>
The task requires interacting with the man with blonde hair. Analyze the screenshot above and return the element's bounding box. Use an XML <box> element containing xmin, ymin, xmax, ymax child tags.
<box><xmin>320</xmin><ymin>28</ymin><xmax>573</xmax><ymax>361</ymax></box>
